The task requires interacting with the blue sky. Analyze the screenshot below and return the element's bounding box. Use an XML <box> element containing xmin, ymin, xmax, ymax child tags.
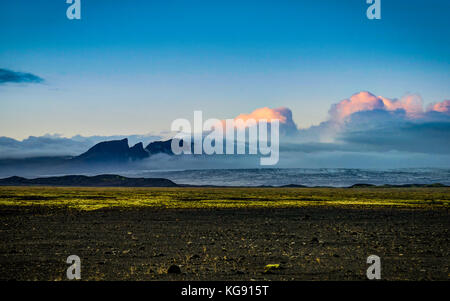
<box><xmin>1</xmin><ymin>0</ymin><xmax>450</xmax><ymax>139</ymax></box>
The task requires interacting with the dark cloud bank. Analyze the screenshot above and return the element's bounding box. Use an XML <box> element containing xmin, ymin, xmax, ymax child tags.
<box><xmin>0</xmin><ymin>68</ymin><xmax>44</xmax><ymax>84</ymax></box>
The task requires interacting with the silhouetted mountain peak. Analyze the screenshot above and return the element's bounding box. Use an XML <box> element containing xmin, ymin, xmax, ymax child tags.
<box><xmin>145</xmin><ymin>139</ymin><xmax>176</xmax><ymax>155</ymax></box>
<box><xmin>74</xmin><ymin>138</ymin><xmax>149</xmax><ymax>163</ymax></box>
<box><xmin>129</xmin><ymin>142</ymin><xmax>149</xmax><ymax>160</ymax></box>
<box><xmin>69</xmin><ymin>137</ymin><xmax>190</xmax><ymax>164</ymax></box>
<box><xmin>84</xmin><ymin>138</ymin><xmax>129</xmax><ymax>153</ymax></box>
<box><xmin>145</xmin><ymin>138</ymin><xmax>195</xmax><ymax>156</ymax></box>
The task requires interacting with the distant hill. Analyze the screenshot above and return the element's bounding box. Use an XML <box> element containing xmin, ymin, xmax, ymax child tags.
<box><xmin>73</xmin><ymin>138</ymin><xmax>149</xmax><ymax>163</ymax></box>
<box><xmin>350</xmin><ymin>183</ymin><xmax>447</xmax><ymax>188</ymax></box>
<box><xmin>0</xmin><ymin>174</ymin><xmax>446</xmax><ymax>188</ymax></box>
<box><xmin>0</xmin><ymin>174</ymin><xmax>177</xmax><ymax>187</ymax></box>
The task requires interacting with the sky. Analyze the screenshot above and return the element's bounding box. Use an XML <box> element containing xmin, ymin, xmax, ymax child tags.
<box><xmin>1</xmin><ymin>0</ymin><xmax>450</xmax><ymax>140</ymax></box>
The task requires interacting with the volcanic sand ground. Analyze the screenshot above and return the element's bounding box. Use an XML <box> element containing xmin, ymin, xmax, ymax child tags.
<box><xmin>1</xmin><ymin>201</ymin><xmax>448</xmax><ymax>280</ymax></box>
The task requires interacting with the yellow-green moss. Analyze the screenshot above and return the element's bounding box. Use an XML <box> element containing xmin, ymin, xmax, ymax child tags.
<box><xmin>0</xmin><ymin>186</ymin><xmax>448</xmax><ymax>211</ymax></box>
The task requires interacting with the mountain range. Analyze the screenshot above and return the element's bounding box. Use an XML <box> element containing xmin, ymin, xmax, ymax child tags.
<box><xmin>0</xmin><ymin>174</ymin><xmax>445</xmax><ymax>188</ymax></box>
<box><xmin>72</xmin><ymin>138</ymin><xmax>176</xmax><ymax>163</ymax></box>
<box><xmin>0</xmin><ymin>138</ymin><xmax>180</xmax><ymax>178</ymax></box>
<box><xmin>0</xmin><ymin>174</ymin><xmax>177</xmax><ymax>187</ymax></box>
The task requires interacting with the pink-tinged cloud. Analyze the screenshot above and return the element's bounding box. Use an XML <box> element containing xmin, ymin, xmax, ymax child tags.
<box><xmin>234</xmin><ymin>107</ymin><xmax>289</xmax><ymax>123</ymax></box>
<box><xmin>380</xmin><ymin>94</ymin><xmax>423</xmax><ymax>116</ymax></box>
<box><xmin>329</xmin><ymin>91</ymin><xmax>424</xmax><ymax>121</ymax></box>
<box><xmin>427</xmin><ymin>100</ymin><xmax>450</xmax><ymax>114</ymax></box>
<box><xmin>223</xmin><ymin>107</ymin><xmax>298</xmax><ymax>135</ymax></box>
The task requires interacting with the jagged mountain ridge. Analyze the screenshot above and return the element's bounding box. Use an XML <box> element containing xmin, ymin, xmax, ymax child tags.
<box><xmin>73</xmin><ymin>138</ymin><xmax>177</xmax><ymax>163</ymax></box>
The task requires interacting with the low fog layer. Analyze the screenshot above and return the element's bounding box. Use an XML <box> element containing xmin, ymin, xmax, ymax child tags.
<box><xmin>0</xmin><ymin>134</ymin><xmax>162</xmax><ymax>158</ymax></box>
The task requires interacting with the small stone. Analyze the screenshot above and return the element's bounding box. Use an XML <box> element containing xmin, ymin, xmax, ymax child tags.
<box><xmin>167</xmin><ymin>264</ymin><xmax>181</xmax><ymax>274</ymax></box>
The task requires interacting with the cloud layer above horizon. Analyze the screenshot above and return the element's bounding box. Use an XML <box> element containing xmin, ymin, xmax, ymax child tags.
<box><xmin>1</xmin><ymin>91</ymin><xmax>449</xmax><ymax>167</ymax></box>
<box><xmin>222</xmin><ymin>91</ymin><xmax>450</xmax><ymax>157</ymax></box>
<box><xmin>329</xmin><ymin>91</ymin><xmax>449</xmax><ymax>121</ymax></box>
<box><xmin>292</xmin><ymin>91</ymin><xmax>450</xmax><ymax>156</ymax></box>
